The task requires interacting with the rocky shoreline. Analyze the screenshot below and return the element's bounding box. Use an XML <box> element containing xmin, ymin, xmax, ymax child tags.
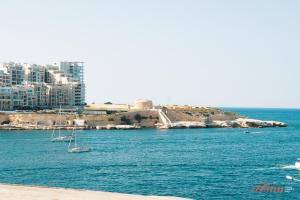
<box><xmin>206</xmin><ymin>118</ymin><xmax>286</xmax><ymax>128</ymax></box>
<box><xmin>0</xmin><ymin>108</ymin><xmax>287</xmax><ymax>130</ymax></box>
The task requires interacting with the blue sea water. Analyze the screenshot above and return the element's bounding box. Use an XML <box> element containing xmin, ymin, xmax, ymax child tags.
<box><xmin>0</xmin><ymin>108</ymin><xmax>300</xmax><ymax>200</ymax></box>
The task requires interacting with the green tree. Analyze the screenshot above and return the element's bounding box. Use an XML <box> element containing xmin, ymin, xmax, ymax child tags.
<box><xmin>120</xmin><ymin>116</ymin><xmax>132</xmax><ymax>125</ymax></box>
<box><xmin>134</xmin><ymin>114</ymin><xmax>143</xmax><ymax>123</ymax></box>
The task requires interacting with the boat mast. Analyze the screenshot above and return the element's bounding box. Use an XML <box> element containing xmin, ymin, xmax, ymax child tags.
<box><xmin>74</xmin><ymin>132</ymin><xmax>77</xmax><ymax>148</ymax></box>
<box><xmin>58</xmin><ymin>105</ymin><xmax>61</xmax><ymax>137</ymax></box>
<box><xmin>74</xmin><ymin>114</ymin><xmax>77</xmax><ymax>148</ymax></box>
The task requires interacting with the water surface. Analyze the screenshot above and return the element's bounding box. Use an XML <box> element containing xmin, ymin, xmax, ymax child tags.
<box><xmin>0</xmin><ymin>108</ymin><xmax>300</xmax><ymax>199</ymax></box>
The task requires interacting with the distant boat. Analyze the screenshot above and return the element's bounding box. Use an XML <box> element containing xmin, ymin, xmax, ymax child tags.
<box><xmin>51</xmin><ymin>106</ymin><xmax>75</xmax><ymax>142</ymax></box>
<box><xmin>68</xmin><ymin>131</ymin><xmax>91</xmax><ymax>153</ymax></box>
<box><xmin>245</xmin><ymin>129</ymin><xmax>251</xmax><ymax>134</ymax></box>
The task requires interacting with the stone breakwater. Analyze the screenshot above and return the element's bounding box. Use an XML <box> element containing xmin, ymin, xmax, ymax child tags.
<box><xmin>0</xmin><ymin>108</ymin><xmax>287</xmax><ymax>130</ymax></box>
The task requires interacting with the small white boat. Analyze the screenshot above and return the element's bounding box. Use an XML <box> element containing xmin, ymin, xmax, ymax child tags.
<box><xmin>51</xmin><ymin>106</ymin><xmax>75</xmax><ymax>142</ymax></box>
<box><xmin>68</xmin><ymin>146</ymin><xmax>91</xmax><ymax>153</ymax></box>
<box><xmin>68</xmin><ymin>131</ymin><xmax>91</xmax><ymax>153</ymax></box>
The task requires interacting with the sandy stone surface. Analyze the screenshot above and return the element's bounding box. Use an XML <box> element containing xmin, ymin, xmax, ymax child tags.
<box><xmin>0</xmin><ymin>184</ymin><xmax>190</xmax><ymax>200</ymax></box>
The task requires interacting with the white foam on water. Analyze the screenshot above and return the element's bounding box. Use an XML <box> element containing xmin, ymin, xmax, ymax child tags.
<box><xmin>255</xmin><ymin>165</ymin><xmax>296</xmax><ymax>171</ymax></box>
<box><xmin>277</xmin><ymin>164</ymin><xmax>300</xmax><ymax>170</ymax></box>
<box><xmin>254</xmin><ymin>167</ymin><xmax>267</xmax><ymax>171</ymax></box>
<box><xmin>255</xmin><ymin>166</ymin><xmax>286</xmax><ymax>171</ymax></box>
<box><xmin>281</xmin><ymin>165</ymin><xmax>297</xmax><ymax>169</ymax></box>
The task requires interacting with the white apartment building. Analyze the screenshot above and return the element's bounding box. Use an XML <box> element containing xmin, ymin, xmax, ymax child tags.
<box><xmin>0</xmin><ymin>62</ymin><xmax>86</xmax><ymax>110</ymax></box>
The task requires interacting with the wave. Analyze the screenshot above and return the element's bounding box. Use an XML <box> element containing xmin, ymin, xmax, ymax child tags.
<box><xmin>281</xmin><ymin>165</ymin><xmax>297</xmax><ymax>169</ymax></box>
<box><xmin>254</xmin><ymin>164</ymin><xmax>298</xmax><ymax>171</ymax></box>
<box><xmin>275</xmin><ymin>164</ymin><xmax>300</xmax><ymax>170</ymax></box>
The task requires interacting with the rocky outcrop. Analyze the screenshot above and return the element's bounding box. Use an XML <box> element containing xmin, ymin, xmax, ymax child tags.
<box><xmin>206</xmin><ymin>118</ymin><xmax>287</xmax><ymax>128</ymax></box>
<box><xmin>163</xmin><ymin>109</ymin><xmax>287</xmax><ymax>129</ymax></box>
<box><xmin>170</xmin><ymin>121</ymin><xmax>206</xmax><ymax>128</ymax></box>
<box><xmin>96</xmin><ymin>124</ymin><xmax>141</xmax><ymax>130</ymax></box>
<box><xmin>234</xmin><ymin>118</ymin><xmax>287</xmax><ymax>128</ymax></box>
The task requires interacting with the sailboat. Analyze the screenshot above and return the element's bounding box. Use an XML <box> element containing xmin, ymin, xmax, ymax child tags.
<box><xmin>68</xmin><ymin>130</ymin><xmax>91</xmax><ymax>153</ymax></box>
<box><xmin>51</xmin><ymin>106</ymin><xmax>75</xmax><ymax>142</ymax></box>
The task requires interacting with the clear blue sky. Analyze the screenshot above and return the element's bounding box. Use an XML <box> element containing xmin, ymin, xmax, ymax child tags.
<box><xmin>0</xmin><ymin>0</ymin><xmax>299</xmax><ymax>108</ymax></box>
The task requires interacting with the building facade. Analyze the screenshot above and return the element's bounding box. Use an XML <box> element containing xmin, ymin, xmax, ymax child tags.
<box><xmin>0</xmin><ymin>62</ymin><xmax>85</xmax><ymax>110</ymax></box>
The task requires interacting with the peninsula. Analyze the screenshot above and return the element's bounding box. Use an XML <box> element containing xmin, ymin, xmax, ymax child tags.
<box><xmin>0</xmin><ymin>100</ymin><xmax>287</xmax><ymax>130</ymax></box>
<box><xmin>0</xmin><ymin>62</ymin><xmax>287</xmax><ymax>130</ymax></box>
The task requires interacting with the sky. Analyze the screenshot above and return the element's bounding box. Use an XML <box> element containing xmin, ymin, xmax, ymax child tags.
<box><xmin>0</xmin><ymin>0</ymin><xmax>299</xmax><ymax>108</ymax></box>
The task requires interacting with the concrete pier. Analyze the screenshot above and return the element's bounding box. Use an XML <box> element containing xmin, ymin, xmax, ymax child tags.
<box><xmin>0</xmin><ymin>184</ymin><xmax>190</xmax><ymax>200</ymax></box>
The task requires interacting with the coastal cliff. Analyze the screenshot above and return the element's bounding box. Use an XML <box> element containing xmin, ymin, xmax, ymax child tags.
<box><xmin>0</xmin><ymin>107</ymin><xmax>287</xmax><ymax>130</ymax></box>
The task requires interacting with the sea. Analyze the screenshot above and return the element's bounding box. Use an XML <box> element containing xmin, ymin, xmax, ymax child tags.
<box><xmin>0</xmin><ymin>108</ymin><xmax>300</xmax><ymax>200</ymax></box>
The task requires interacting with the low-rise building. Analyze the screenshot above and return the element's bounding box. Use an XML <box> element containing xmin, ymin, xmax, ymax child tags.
<box><xmin>131</xmin><ymin>99</ymin><xmax>153</xmax><ymax>110</ymax></box>
<box><xmin>84</xmin><ymin>103</ymin><xmax>130</xmax><ymax>114</ymax></box>
<box><xmin>84</xmin><ymin>99</ymin><xmax>154</xmax><ymax>114</ymax></box>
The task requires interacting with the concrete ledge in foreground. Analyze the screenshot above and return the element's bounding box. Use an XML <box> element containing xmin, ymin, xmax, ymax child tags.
<box><xmin>0</xmin><ymin>183</ymin><xmax>191</xmax><ymax>200</ymax></box>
